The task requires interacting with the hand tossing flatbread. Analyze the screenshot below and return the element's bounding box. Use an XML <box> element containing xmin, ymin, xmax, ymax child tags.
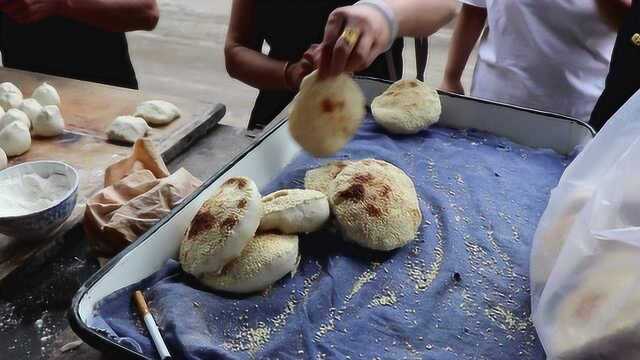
<box><xmin>288</xmin><ymin>70</ymin><xmax>365</xmax><ymax>157</ymax></box>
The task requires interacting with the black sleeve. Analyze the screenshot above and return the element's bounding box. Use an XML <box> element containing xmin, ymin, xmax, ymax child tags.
<box><xmin>590</xmin><ymin>1</ymin><xmax>640</xmax><ymax>131</ymax></box>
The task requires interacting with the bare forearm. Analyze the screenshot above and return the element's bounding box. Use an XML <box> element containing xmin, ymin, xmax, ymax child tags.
<box><xmin>225</xmin><ymin>46</ymin><xmax>290</xmax><ymax>90</ymax></box>
<box><xmin>389</xmin><ymin>0</ymin><xmax>459</xmax><ymax>38</ymax></box>
<box><xmin>60</xmin><ymin>0</ymin><xmax>159</xmax><ymax>32</ymax></box>
<box><xmin>444</xmin><ymin>4</ymin><xmax>486</xmax><ymax>81</ymax></box>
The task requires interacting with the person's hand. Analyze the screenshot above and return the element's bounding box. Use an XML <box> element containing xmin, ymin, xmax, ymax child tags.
<box><xmin>440</xmin><ymin>77</ymin><xmax>465</xmax><ymax>95</ymax></box>
<box><xmin>0</xmin><ymin>0</ymin><xmax>64</xmax><ymax>24</ymax></box>
<box><xmin>285</xmin><ymin>57</ymin><xmax>316</xmax><ymax>91</ymax></box>
<box><xmin>315</xmin><ymin>5</ymin><xmax>392</xmax><ymax>79</ymax></box>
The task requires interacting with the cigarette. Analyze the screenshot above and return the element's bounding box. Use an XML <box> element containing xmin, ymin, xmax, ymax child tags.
<box><xmin>133</xmin><ymin>290</ymin><xmax>172</xmax><ymax>360</ymax></box>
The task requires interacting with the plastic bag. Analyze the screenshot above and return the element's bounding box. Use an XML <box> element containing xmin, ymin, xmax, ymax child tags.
<box><xmin>531</xmin><ymin>90</ymin><xmax>640</xmax><ymax>359</ymax></box>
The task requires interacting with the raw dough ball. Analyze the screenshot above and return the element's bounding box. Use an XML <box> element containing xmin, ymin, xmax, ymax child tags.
<box><xmin>549</xmin><ymin>251</ymin><xmax>640</xmax><ymax>357</ymax></box>
<box><xmin>32</xmin><ymin>105</ymin><xmax>65</xmax><ymax>137</ymax></box>
<box><xmin>32</xmin><ymin>82</ymin><xmax>61</xmax><ymax>107</ymax></box>
<box><xmin>201</xmin><ymin>233</ymin><xmax>299</xmax><ymax>294</ymax></box>
<box><xmin>328</xmin><ymin>159</ymin><xmax>422</xmax><ymax>251</ymax></box>
<box><xmin>180</xmin><ymin>177</ymin><xmax>263</xmax><ymax>276</ymax></box>
<box><xmin>259</xmin><ymin>189</ymin><xmax>330</xmax><ymax>234</ymax></box>
<box><xmin>0</xmin><ymin>147</ymin><xmax>7</xmax><ymax>170</ymax></box>
<box><xmin>0</xmin><ymin>121</ymin><xmax>31</xmax><ymax>157</ymax></box>
<box><xmin>0</xmin><ymin>82</ymin><xmax>23</xmax><ymax>110</ymax></box>
<box><xmin>18</xmin><ymin>98</ymin><xmax>44</xmax><ymax>124</ymax></box>
<box><xmin>134</xmin><ymin>100</ymin><xmax>181</xmax><ymax>126</ymax></box>
<box><xmin>371</xmin><ymin>79</ymin><xmax>441</xmax><ymax>134</ymax></box>
<box><xmin>106</xmin><ymin>116</ymin><xmax>150</xmax><ymax>144</ymax></box>
<box><xmin>304</xmin><ymin>160</ymin><xmax>353</xmax><ymax>196</ymax></box>
<box><xmin>0</xmin><ymin>109</ymin><xmax>30</xmax><ymax>131</ymax></box>
<box><xmin>289</xmin><ymin>71</ymin><xmax>365</xmax><ymax>157</ymax></box>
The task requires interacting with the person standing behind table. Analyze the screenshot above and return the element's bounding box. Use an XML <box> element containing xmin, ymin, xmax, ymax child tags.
<box><xmin>439</xmin><ymin>0</ymin><xmax>617</xmax><ymax>122</ymax></box>
<box><xmin>0</xmin><ymin>1</ymin><xmax>160</xmax><ymax>89</ymax></box>
<box><xmin>590</xmin><ymin>0</ymin><xmax>637</xmax><ymax>131</ymax></box>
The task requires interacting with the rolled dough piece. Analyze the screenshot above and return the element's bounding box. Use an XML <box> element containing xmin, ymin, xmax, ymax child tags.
<box><xmin>0</xmin><ymin>109</ymin><xmax>30</xmax><ymax>132</ymax></box>
<box><xmin>0</xmin><ymin>121</ymin><xmax>31</xmax><ymax>157</ymax></box>
<box><xmin>18</xmin><ymin>99</ymin><xmax>43</xmax><ymax>125</ymax></box>
<box><xmin>328</xmin><ymin>159</ymin><xmax>422</xmax><ymax>251</ymax></box>
<box><xmin>180</xmin><ymin>177</ymin><xmax>263</xmax><ymax>276</ymax></box>
<box><xmin>0</xmin><ymin>82</ymin><xmax>23</xmax><ymax>110</ymax></box>
<box><xmin>371</xmin><ymin>79</ymin><xmax>441</xmax><ymax>134</ymax></box>
<box><xmin>134</xmin><ymin>100</ymin><xmax>181</xmax><ymax>126</ymax></box>
<box><xmin>0</xmin><ymin>147</ymin><xmax>7</xmax><ymax>170</ymax></box>
<box><xmin>289</xmin><ymin>70</ymin><xmax>365</xmax><ymax>157</ymax></box>
<box><xmin>106</xmin><ymin>116</ymin><xmax>150</xmax><ymax>144</ymax></box>
<box><xmin>32</xmin><ymin>105</ymin><xmax>65</xmax><ymax>137</ymax></box>
<box><xmin>32</xmin><ymin>82</ymin><xmax>61</xmax><ymax>107</ymax></box>
<box><xmin>201</xmin><ymin>233</ymin><xmax>299</xmax><ymax>294</ymax></box>
<box><xmin>259</xmin><ymin>189</ymin><xmax>330</xmax><ymax>234</ymax></box>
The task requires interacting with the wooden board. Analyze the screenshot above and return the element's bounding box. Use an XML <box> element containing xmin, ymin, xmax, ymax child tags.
<box><xmin>2</xmin><ymin>67</ymin><xmax>224</xmax><ymax>202</ymax></box>
<box><xmin>0</xmin><ymin>67</ymin><xmax>226</xmax><ymax>282</ymax></box>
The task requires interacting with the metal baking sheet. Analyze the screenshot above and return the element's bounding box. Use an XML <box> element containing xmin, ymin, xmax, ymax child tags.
<box><xmin>70</xmin><ymin>77</ymin><xmax>594</xmax><ymax>359</ymax></box>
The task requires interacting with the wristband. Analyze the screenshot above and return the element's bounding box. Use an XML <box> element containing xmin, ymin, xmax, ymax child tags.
<box><xmin>355</xmin><ymin>0</ymin><xmax>399</xmax><ymax>52</ymax></box>
<box><xmin>283</xmin><ymin>61</ymin><xmax>295</xmax><ymax>91</ymax></box>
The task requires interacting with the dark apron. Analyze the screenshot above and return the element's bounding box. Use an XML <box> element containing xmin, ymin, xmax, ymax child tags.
<box><xmin>590</xmin><ymin>0</ymin><xmax>640</xmax><ymax>131</ymax></box>
<box><xmin>0</xmin><ymin>15</ymin><xmax>138</xmax><ymax>89</ymax></box>
<box><xmin>249</xmin><ymin>0</ymin><xmax>404</xmax><ymax>130</ymax></box>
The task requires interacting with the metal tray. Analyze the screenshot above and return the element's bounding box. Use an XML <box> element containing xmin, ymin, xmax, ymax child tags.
<box><xmin>70</xmin><ymin>77</ymin><xmax>594</xmax><ymax>359</ymax></box>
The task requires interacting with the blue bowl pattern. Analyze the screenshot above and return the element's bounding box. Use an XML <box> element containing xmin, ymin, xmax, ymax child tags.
<box><xmin>0</xmin><ymin>161</ymin><xmax>79</xmax><ymax>241</ymax></box>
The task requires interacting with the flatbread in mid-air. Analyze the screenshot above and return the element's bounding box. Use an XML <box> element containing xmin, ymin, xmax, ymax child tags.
<box><xmin>289</xmin><ymin>71</ymin><xmax>365</xmax><ymax>157</ymax></box>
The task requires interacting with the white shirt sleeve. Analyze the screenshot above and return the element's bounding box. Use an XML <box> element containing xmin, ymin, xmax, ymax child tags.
<box><xmin>460</xmin><ymin>0</ymin><xmax>487</xmax><ymax>8</ymax></box>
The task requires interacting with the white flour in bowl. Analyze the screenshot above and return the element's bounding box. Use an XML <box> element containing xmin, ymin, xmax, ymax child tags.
<box><xmin>0</xmin><ymin>173</ymin><xmax>70</xmax><ymax>217</ymax></box>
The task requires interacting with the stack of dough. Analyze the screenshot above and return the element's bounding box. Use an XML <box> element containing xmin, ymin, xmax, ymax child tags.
<box><xmin>179</xmin><ymin>176</ymin><xmax>333</xmax><ymax>294</ymax></box>
<box><xmin>0</xmin><ymin>82</ymin><xmax>66</xmax><ymax>158</ymax></box>
<box><xmin>289</xmin><ymin>71</ymin><xmax>365</xmax><ymax>157</ymax></box>
<box><xmin>305</xmin><ymin>159</ymin><xmax>422</xmax><ymax>251</ymax></box>
<box><xmin>371</xmin><ymin>79</ymin><xmax>441</xmax><ymax>134</ymax></box>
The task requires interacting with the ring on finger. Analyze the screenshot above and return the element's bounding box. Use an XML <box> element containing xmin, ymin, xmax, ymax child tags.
<box><xmin>340</xmin><ymin>26</ymin><xmax>361</xmax><ymax>48</ymax></box>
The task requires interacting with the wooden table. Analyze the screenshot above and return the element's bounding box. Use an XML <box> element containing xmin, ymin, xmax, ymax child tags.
<box><xmin>0</xmin><ymin>68</ymin><xmax>225</xmax><ymax>285</ymax></box>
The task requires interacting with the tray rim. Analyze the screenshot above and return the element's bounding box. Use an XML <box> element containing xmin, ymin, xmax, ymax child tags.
<box><xmin>69</xmin><ymin>76</ymin><xmax>595</xmax><ymax>359</ymax></box>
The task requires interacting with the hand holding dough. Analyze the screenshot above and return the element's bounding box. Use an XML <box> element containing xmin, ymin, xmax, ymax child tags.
<box><xmin>0</xmin><ymin>121</ymin><xmax>31</xmax><ymax>157</ymax></box>
<box><xmin>0</xmin><ymin>147</ymin><xmax>7</xmax><ymax>170</ymax></box>
<box><xmin>18</xmin><ymin>99</ymin><xmax>44</xmax><ymax>124</ymax></box>
<box><xmin>106</xmin><ymin>116</ymin><xmax>150</xmax><ymax>144</ymax></box>
<box><xmin>32</xmin><ymin>82</ymin><xmax>61</xmax><ymax>107</ymax></box>
<box><xmin>32</xmin><ymin>105</ymin><xmax>65</xmax><ymax>137</ymax></box>
<box><xmin>134</xmin><ymin>100</ymin><xmax>181</xmax><ymax>126</ymax></box>
<box><xmin>0</xmin><ymin>109</ymin><xmax>30</xmax><ymax>131</ymax></box>
<box><xmin>0</xmin><ymin>82</ymin><xmax>23</xmax><ymax>110</ymax></box>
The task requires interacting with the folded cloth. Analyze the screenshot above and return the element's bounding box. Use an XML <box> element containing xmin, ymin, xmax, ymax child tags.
<box><xmin>85</xmin><ymin>138</ymin><xmax>202</xmax><ymax>257</ymax></box>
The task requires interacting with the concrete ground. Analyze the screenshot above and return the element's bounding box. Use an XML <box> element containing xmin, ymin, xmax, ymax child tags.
<box><xmin>128</xmin><ymin>0</ymin><xmax>476</xmax><ymax>129</ymax></box>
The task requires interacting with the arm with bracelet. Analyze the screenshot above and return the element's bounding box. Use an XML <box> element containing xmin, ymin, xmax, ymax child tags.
<box><xmin>315</xmin><ymin>0</ymin><xmax>458</xmax><ymax>78</ymax></box>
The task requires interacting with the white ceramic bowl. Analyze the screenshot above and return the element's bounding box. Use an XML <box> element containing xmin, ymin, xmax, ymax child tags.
<box><xmin>0</xmin><ymin>161</ymin><xmax>79</xmax><ymax>240</ymax></box>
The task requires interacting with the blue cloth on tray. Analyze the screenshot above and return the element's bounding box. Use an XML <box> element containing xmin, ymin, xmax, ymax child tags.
<box><xmin>90</xmin><ymin>116</ymin><xmax>570</xmax><ymax>359</ymax></box>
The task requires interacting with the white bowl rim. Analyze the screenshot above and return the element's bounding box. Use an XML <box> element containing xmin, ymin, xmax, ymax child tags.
<box><xmin>0</xmin><ymin>160</ymin><xmax>80</xmax><ymax>220</ymax></box>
